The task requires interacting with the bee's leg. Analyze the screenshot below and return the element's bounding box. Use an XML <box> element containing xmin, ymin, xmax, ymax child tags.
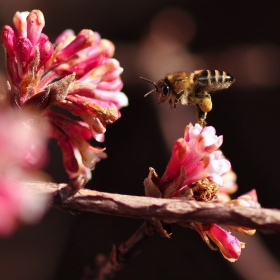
<box><xmin>195</xmin><ymin>104</ymin><xmax>207</xmax><ymax>127</ymax></box>
<box><xmin>169</xmin><ymin>99</ymin><xmax>173</xmax><ymax>109</ymax></box>
<box><xmin>173</xmin><ymin>97</ymin><xmax>181</xmax><ymax>109</ymax></box>
<box><xmin>170</xmin><ymin>96</ymin><xmax>180</xmax><ymax>109</ymax></box>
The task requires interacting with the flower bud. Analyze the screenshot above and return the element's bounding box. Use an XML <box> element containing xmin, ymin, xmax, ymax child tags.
<box><xmin>15</xmin><ymin>37</ymin><xmax>33</xmax><ymax>74</ymax></box>
<box><xmin>2</xmin><ymin>26</ymin><xmax>15</xmax><ymax>58</ymax></box>
<box><xmin>38</xmin><ymin>40</ymin><xmax>54</xmax><ymax>70</ymax></box>
<box><xmin>205</xmin><ymin>224</ymin><xmax>245</xmax><ymax>262</ymax></box>
<box><xmin>26</xmin><ymin>10</ymin><xmax>45</xmax><ymax>46</ymax></box>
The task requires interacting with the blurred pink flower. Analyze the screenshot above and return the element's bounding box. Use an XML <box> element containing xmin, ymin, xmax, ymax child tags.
<box><xmin>1</xmin><ymin>10</ymin><xmax>128</xmax><ymax>183</ymax></box>
<box><xmin>226</xmin><ymin>189</ymin><xmax>260</xmax><ymax>235</ymax></box>
<box><xmin>212</xmin><ymin>153</ymin><xmax>259</xmax><ymax>235</ymax></box>
<box><xmin>231</xmin><ymin>189</ymin><xmax>260</xmax><ymax>209</ymax></box>
<box><xmin>0</xmin><ymin>178</ymin><xmax>48</xmax><ymax>237</ymax></box>
<box><xmin>217</xmin><ymin>169</ymin><xmax>238</xmax><ymax>202</ymax></box>
<box><xmin>0</xmin><ymin>110</ymin><xmax>49</xmax><ymax>237</ymax></box>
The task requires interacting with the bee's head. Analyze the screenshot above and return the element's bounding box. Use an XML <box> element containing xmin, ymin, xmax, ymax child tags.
<box><xmin>156</xmin><ymin>78</ymin><xmax>171</xmax><ymax>104</ymax></box>
<box><xmin>140</xmin><ymin>76</ymin><xmax>176</xmax><ymax>108</ymax></box>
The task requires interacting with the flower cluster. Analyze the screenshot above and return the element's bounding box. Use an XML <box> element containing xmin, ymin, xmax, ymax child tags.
<box><xmin>1</xmin><ymin>10</ymin><xmax>128</xmax><ymax>184</ymax></box>
<box><xmin>0</xmin><ymin>110</ymin><xmax>49</xmax><ymax>236</ymax></box>
<box><xmin>144</xmin><ymin>123</ymin><xmax>259</xmax><ymax>262</ymax></box>
<box><xmin>144</xmin><ymin>124</ymin><xmax>230</xmax><ymax>200</ymax></box>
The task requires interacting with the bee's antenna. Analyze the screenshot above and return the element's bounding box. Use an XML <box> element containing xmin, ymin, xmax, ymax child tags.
<box><xmin>140</xmin><ymin>77</ymin><xmax>159</xmax><ymax>96</ymax></box>
<box><xmin>143</xmin><ymin>89</ymin><xmax>156</xmax><ymax>97</ymax></box>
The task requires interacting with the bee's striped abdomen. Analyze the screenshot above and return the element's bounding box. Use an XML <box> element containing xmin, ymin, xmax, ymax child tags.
<box><xmin>194</xmin><ymin>70</ymin><xmax>235</xmax><ymax>91</ymax></box>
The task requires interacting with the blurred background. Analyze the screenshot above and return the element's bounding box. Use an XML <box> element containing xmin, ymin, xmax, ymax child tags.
<box><xmin>1</xmin><ymin>0</ymin><xmax>280</xmax><ymax>279</ymax></box>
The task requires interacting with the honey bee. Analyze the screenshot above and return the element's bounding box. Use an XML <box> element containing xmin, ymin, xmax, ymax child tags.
<box><xmin>141</xmin><ymin>70</ymin><xmax>235</xmax><ymax>126</ymax></box>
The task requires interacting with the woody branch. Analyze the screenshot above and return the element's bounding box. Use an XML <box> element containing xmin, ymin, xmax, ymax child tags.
<box><xmin>22</xmin><ymin>181</ymin><xmax>280</xmax><ymax>234</ymax></box>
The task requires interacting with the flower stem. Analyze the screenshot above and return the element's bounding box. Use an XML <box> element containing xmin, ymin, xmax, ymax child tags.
<box><xmin>87</xmin><ymin>220</ymin><xmax>156</xmax><ymax>280</ymax></box>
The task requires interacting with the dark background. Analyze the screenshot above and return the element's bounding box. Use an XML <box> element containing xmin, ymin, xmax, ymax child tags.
<box><xmin>0</xmin><ymin>1</ymin><xmax>280</xmax><ymax>279</ymax></box>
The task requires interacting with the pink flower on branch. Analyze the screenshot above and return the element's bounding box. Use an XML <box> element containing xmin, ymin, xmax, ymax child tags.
<box><xmin>144</xmin><ymin>123</ymin><xmax>258</xmax><ymax>262</ymax></box>
<box><xmin>145</xmin><ymin>123</ymin><xmax>230</xmax><ymax>199</ymax></box>
<box><xmin>195</xmin><ymin>223</ymin><xmax>245</xmax><ymax>262</ymax></box>
<box><xmin>2</xmin><ymin>10</ymin><xmax>128</xmax><ymax>183</ymax></box>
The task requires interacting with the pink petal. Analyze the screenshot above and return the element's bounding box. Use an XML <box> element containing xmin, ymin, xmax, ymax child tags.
<box><xmin>55</xmin><ymin>29</ymin><xmax>75</xmax><ymax>44</ymax></box>
<box><xmin>56</xmin><ymin>29</ymin><xmax>97</xmax><ymax>62</ymax></box>
<box><xmin>1</xmin><ymin>26</ymin><xmax>15</xmax><ymax>58</ymax></box>
<box><xmin>96</xmin><ymin>39</ymin><xmax>115</xmax><ymax>58</ymax></box>
<box><xmin>15</xmin><ymin>37</ymin><xmax>33</xmax><ymax>74</ymax></box>
<box><xmin>97</xmin><ymin>79</ymin><xmax>123</xmax><ymax>91</ymax></box>
<box><xmin>26</xmin><ymin>10</ymin><xmax>45</xmax><ymax>46</ymax></box>
<box><xmin>56</xmin><ymin>134</ymin><xmax>79</xmax><ymax>173</ymax></box>
<box><xmin>220</xmin><ymin>170</ymin><xmax>238</xmax><ymax>194</ymax></box>
<box><xmin>206</xmin><ymin>224</ymin><xmax>245</xmax><ymax>262</ymax></box>
<box><xmin>79</xmin><ymin>58</ymin><xmax>121</xmax><ymax>83</ymax></box>
<box><xmin>71</xmin><ymin>136</ymin><xmax>106</xmax><ymax>169</ymax></box>
<box><xmin>38</xmin><ymin>40</ymin><xmax>54</xmax><ymax>70</ymax></box>
<box><xmin>13</xmin><ymin>11</ymin><xmax>29</xmax><ymax>37</ymax></box>
<box><xmin>93</xmin><ymin>89</ymin><xmax>128</xmax><ymax>109</ymax></box>
<box><xmin>160</xmin><ymin>138</ymin><xmax>189</xmax><ymax>185</ymax></box>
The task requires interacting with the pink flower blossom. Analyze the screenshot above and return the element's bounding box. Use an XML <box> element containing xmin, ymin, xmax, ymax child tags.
<box><xmin>217</xmin><ymin>169</ymin><xmax>238</xmax><ymax>202</ymax></box>
<box><xmin>145</xmin><ymin>123</ymin><xmax>231</xmax><ymax>199</ymax></box>
<box><xmin>144</xmin><ymin>123</ymin><xmax>253</xmax><ymax>262</ymax></box>
<box><xmin>2</xmin><ymin>10</ymin><xmax>128</xmax><ymax>183</ymax></box>
<box><xmin>197</xmin><ymin>223</ymin><xmax>245</xmax><ymax>262</ymax></box>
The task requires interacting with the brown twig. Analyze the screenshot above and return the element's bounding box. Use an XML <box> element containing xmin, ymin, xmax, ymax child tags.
<box><xmin>83</xmin><ymin>220</ymin><xmax>156</xmax><ymax>280</ymax></box>
<box><xmin>21</xmin><ymin>181</ymin><xmax>280</xmax><ymax>234</ymax></box>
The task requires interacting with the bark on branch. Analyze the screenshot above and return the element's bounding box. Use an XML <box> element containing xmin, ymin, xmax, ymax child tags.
<box><xmin>22</xmin><ymin>181</ymin><xmax>280</xmax><ymax>234</ymax></box>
